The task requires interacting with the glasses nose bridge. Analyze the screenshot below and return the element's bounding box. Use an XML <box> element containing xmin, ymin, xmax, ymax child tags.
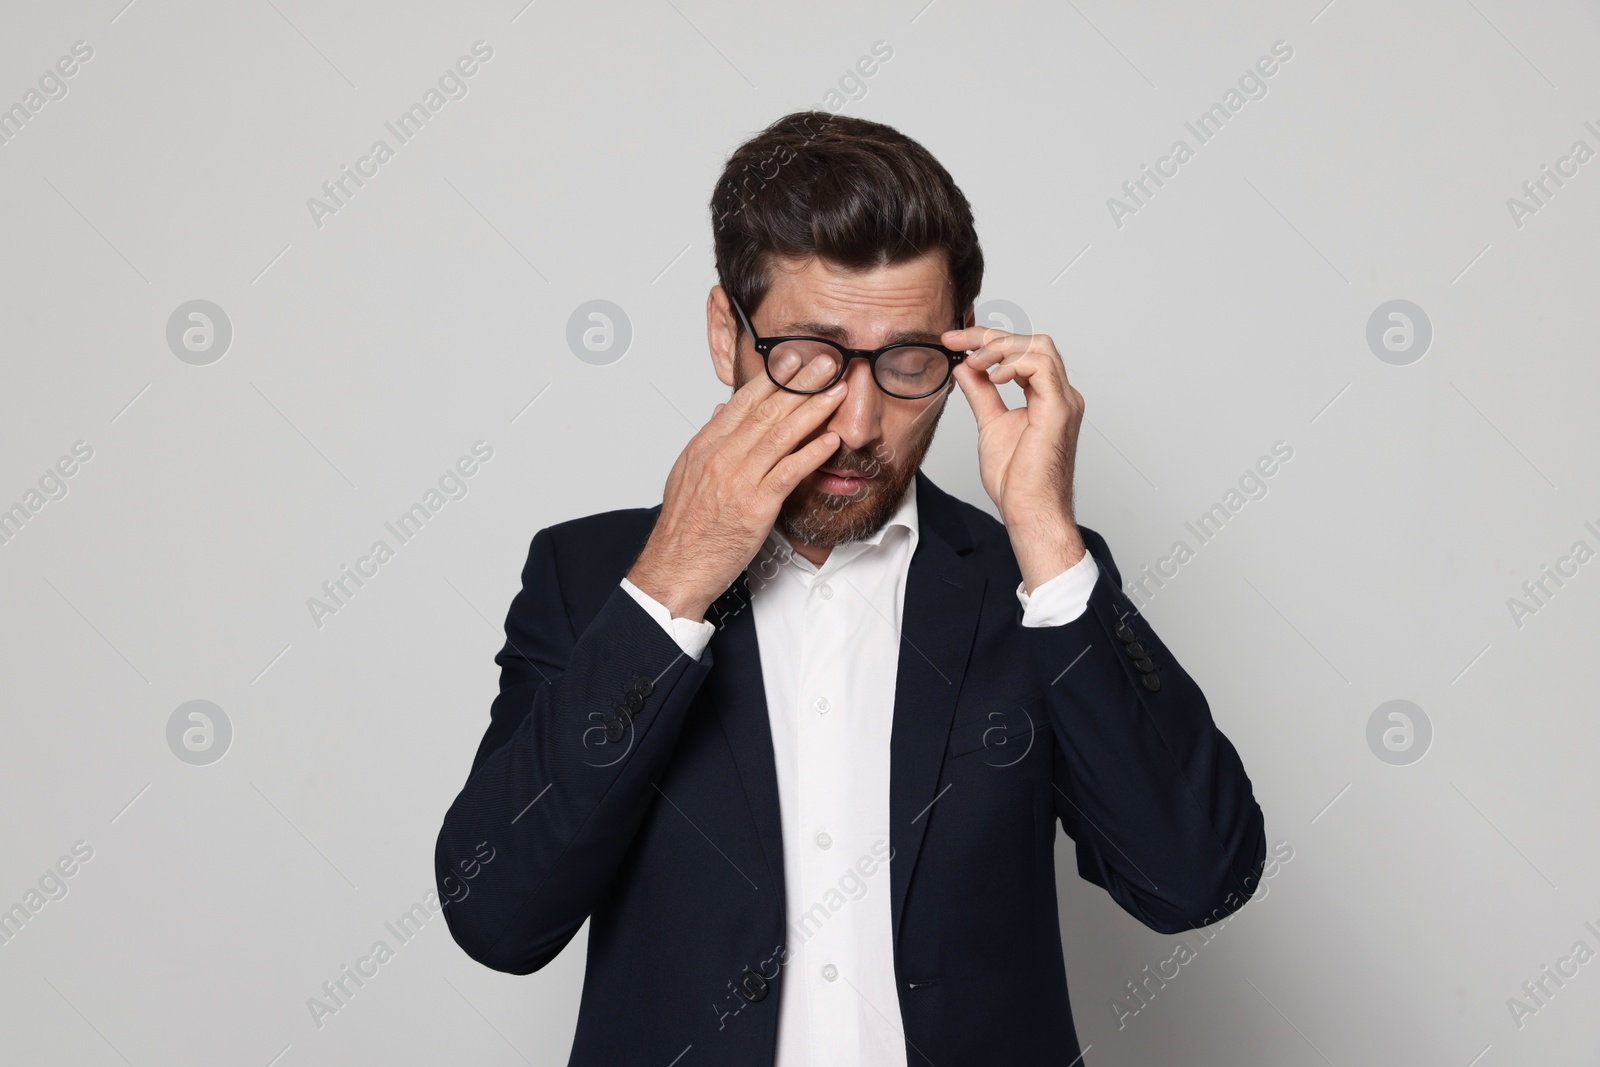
<box><xmin>835</xmin><ymin>345</ymin><xmax>877</xmax><ymax>379</ymax></box>
<box><xmin>830</xmin><ymin>347</ymin><xmax>889</xmax><ymax>398</ymax></box>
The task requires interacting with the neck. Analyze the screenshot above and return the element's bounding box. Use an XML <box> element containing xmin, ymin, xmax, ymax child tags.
<box><xmin>785</xmin><ymin>537</ymin><xmax>832</xmax><ymax>568</ymax></box>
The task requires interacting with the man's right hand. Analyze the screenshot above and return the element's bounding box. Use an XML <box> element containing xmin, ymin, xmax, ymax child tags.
<box><xmin>626</xmin><ymin>351</ymin><xmax>847</xmax><ymax>623</ymax></box>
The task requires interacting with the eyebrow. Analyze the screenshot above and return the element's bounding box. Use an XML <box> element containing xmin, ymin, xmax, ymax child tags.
<box><xmin>774</xmin><ymin>320</ymin><xmax>949</xmax><ymax>347</ymax></box>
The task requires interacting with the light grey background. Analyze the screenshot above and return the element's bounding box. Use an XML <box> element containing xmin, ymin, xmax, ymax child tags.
<box><xmin>2</xmin><ymin>0</ymin><xmax>1597</xmax><ymax>1064</ymax></box>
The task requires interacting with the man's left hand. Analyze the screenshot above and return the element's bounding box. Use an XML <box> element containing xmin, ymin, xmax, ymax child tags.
<box><xmin>945</xmin><ymin>322</ymin><xmax>1088</xmax><ymax>594</ymax></box>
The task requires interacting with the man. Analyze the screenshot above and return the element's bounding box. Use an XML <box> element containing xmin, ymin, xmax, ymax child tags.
<box><xmin>435</xmin><ymin>112</ymin><xmax>1266</xmax><ymax>1065</ymax></box>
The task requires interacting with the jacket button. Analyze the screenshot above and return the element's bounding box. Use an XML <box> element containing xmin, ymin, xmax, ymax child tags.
<box><xmin>620</xmin><ymin>691</ymin><xmax>644</xmax><ymax>712</ymax></box>
<box><xmin>1141</xmin><ymin>673</ymin><xmax>1162</xmax><ymax>692</ymax></box>
<box><xmin>604</xmin><ymin>717</ymin><xmax>625</xmax><ymax>742</ymax></box>
<box><xmin>738</xmin><ymin>969</ymin><xmax>769</xmax><ymax>1002</ymax></box>
<box><xmin>1115</xmin><ymin>621</ymin><xmax>1136</xmax><ymax>643</ymax></box>
<box><xmin>1134</xmin><ymin>657</ymin><xmax>1155</xmax><ymax>673</ymax></box>
<box><xmin>1124</xmin><ymin>641</ymin><xmax>1147</xmax><ymax>659</ymax></box>
<box><xmin>632</xmin><ymin>674</ymin><xmax>655</xmax><ymax>697</ymax></box>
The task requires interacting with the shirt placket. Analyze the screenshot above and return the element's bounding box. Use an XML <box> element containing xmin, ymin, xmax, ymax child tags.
<box><xmin>797</xmin><ymin>557</ymin><xmax>857</xmax><ymax>1062</ymax></box>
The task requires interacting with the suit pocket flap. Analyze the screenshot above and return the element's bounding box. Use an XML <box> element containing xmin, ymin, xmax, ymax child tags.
<box><xmin>946</xmin><ymin>699</ymin><xmax>1047</xmax><ymax>760</ymax></box>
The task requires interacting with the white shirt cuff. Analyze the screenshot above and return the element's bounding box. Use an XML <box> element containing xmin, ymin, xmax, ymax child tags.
<box><xmin>620</xmin><ymin>577</ymin><xmax>715</xmax><ymax>660</ymax></box>
<box><xmin>1015</xmin><ymin>551</ymin><xmax>1099</xmax><ymax>627</ymax></box>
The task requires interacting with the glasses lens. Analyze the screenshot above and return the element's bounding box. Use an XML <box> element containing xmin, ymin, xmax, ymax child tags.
<box><xmin>874</xmin><ymin>347</ymin><xmax>950</xmax><ymax>397</ymax></box>
<box><xmin>768</xmin><ymin>340</ymin><xmax>842</xmax><ymax>391</ymax></box>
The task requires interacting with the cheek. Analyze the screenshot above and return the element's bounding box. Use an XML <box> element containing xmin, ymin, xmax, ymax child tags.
<box><xmin>901</xmin><ymin>392</ymin><xmax>949</xmax><ymax>443</ymax></box>
<box><xmin>881</xmin><ymin>419</ymin><xmax>914</xmax><ymax>459</ymax></box>
<box><xmin>876</xmin><ymin>407</ymin><xmax>933</xmax><ymax>466</ymax></box>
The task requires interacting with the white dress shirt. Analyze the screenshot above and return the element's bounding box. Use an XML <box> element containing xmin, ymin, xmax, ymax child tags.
<box><xmin>620</xmin><ymin>480</ymin><xmax>1098</xmax><ymax>1066</ymax></box>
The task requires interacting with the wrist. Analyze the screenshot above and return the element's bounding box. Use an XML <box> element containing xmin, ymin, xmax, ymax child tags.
<box><xmin>626</xmin><ymin>554</ymin><xmax>715</xmax><ymax>623</ymax></box>
<box><xmin>1008</xmin><ymin>510</ymin><xmax>1086</xmax><ymax>594</ymax></box>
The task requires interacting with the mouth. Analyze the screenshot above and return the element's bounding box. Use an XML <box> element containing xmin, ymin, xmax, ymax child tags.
<box><xmin>811</xmin><ymin>467</ymin><xmax>871</xmax><ymax>496</ymax></box>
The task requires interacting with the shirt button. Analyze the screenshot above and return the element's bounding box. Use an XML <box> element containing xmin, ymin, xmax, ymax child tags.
<box><xmin>816</xmin><ymin>831</ymin><xmax>832</xmax><ymax>850</ymax></box>
<box><xmin>814</xmin><ymin>696</ymin><xmax>830</xmax><ymax>713</ymax></box>
<box><xmin>817</xmin><ymin>583</ymin><xmax>833</xmax><ymax>600</ymax></box>
<box><xmin>822</xmin><ymin>963</ymin><xmax>838</xmax><ymax>982</ymax></box>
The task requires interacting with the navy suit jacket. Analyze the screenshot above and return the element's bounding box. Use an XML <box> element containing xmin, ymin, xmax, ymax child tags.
<box><xmin>436</xmin><ymin>470</ymin><xmax>1266</xmax><ymax>1065</ymax></box>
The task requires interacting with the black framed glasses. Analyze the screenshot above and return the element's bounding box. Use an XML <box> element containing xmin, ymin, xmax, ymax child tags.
<box><xmin>728</xmin><ymin>295</ymin><xmax>965</xmax><ymax>400</ymax></box>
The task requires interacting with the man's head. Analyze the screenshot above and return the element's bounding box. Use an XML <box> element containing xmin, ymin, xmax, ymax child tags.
<box><xmin>705</xmin><ymin>112</ymin><xmax>984</xmax><ymax>549</ymax></box>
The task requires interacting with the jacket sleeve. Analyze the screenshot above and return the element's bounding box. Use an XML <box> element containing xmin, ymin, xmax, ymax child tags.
<box><xmin>434</xmin><ymin>526</ymin><xmax>714</xmax><ymax>973</ymax></box>
<box><xmin>1022</xmin><ymin>527</ymin><xmax>1267</xmax><ymax>934</ymax></box>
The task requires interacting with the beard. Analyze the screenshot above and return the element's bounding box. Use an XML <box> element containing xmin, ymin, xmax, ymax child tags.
<box><xmin>733</xmin><ymin>359</ymin><xmax>951</xmax><ymax>549</ymax></box>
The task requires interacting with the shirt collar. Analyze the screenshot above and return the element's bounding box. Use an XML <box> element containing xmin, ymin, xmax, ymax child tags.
<box><xmin>859</xmin><ymin>474</ymin><xmax>918</xmax><ymax>551</ymax></box>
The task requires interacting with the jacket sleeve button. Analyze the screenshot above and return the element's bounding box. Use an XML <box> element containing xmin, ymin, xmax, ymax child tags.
<box><xmin>738</xmin><ymin>970</ymin><xmax>769</xmax><ymax>1002</ymax></box>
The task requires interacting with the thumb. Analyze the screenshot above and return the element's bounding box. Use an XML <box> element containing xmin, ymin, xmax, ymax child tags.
<box><xmin>953</xmin><ymin>359</ymin><xmax>1008</xmax><ymax>427</ymax></box>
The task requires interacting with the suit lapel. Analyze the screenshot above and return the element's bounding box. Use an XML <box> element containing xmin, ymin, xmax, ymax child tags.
<box><xmin>704</xmin><ymin>472</ymin><xmax>989</xmax><ymax>948</ymax></box>
<box><xmin>706</xmin><ymin>572</ymin><xmax>789</xmax><ymax>901</ymax></box>
<box><xmin>888</xmin><ymin>471</ymin><xmax>986</xmax><ymax>946</ymax></box>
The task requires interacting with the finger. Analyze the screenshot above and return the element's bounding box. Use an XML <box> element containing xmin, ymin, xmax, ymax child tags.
<box><xmin>988</xmin><ymin>356</ymin><xmax>1085</xmax><ymax>435</ymax></box>
<box><xmin>762</xmin><ymin>431</ymin><xmax>840</xmax><ymax>499</ymax></box>
<box><xmin>970</xmin><ymin>348</ymin><xmax>1050</xmax><ymax>391</ymax></box>
<box><xmin>963</xmin><ymin>331</ymin><xmax>1059</xmax><ymax>370</ymax></box>
<box><xmin>707</xmin><ymin>369</ymin><xmax>780</xmax><ymax>442</ymax></box>
<box><xmin>727</xmin><ymin>352</ymin><xmax>841</xmax><ymax>448</ymax></box>
<box><xmin>952</xmin><ymin>358</ymin><xmax>1009</xmax><ymax>429</ymax></box>
<box><xmin>970</xmin><ymin>338</ymin><xmax>1067</xmax><ymax>396</ymax></box>
<box><xmin>983</xmin><ymin>355</ymin><xmax>1072</xmax><ymax>423</ymax></box>
<box><xmin>747</xmin><ymin>375</ymin><xmax>848</xmax><ymax>472</ymax></box>
<box><xmin>715</xmin><ymin>350</ymin><xmax>833</xmax><ymax>442</ymax></box>
<box><xmin>707</xmin><ymin>345</ymin><xmax>825</xmax><ymax>440</ymax></box>
<box><xmin>942</xmin><ymin>325</ymin><xmax>1016</xmax><ymax>352</ymax></box>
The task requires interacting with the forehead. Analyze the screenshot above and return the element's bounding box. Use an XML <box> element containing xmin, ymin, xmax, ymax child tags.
<box><xmin>757</xmin><ymin>252</ymin><xmax>953</xmax><ymax>341</ymax></box>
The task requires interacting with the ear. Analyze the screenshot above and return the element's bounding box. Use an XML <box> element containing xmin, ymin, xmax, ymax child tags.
<box><xmin>707</xmin><ymin>286</ymin><xmax>738</xmax><ymax>388</ymax></box>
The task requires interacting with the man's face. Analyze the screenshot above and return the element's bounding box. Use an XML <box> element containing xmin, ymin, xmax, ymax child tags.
<box><xmin>712</xmin><ymin>251</ymin><xmax>962</xmax><ymax>549</ymax></box>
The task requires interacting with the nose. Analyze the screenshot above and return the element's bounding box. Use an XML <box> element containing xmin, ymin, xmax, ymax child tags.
<box><xmin>823</xmin><ymin>356</ymin><xmax>882</xmax><ymax>452</ymax></box>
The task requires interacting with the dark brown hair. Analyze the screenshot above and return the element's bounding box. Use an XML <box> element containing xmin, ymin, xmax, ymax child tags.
<box><xmin>710</xmin><ymin>111</ymin><xmax>983</xmax><ymax>335</ymax></box>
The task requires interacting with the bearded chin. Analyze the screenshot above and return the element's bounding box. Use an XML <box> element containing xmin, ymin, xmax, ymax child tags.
<box><xmin>777</xmin><ymin>484</ymin><xmax>899</xmax><ymax>547</ymax></box>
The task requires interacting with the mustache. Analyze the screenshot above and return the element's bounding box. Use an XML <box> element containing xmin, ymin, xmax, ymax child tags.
<box><xmin>821</xmin><ymin>446</ymin><xmax>893</xmax><ymax>479</ymax></box>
